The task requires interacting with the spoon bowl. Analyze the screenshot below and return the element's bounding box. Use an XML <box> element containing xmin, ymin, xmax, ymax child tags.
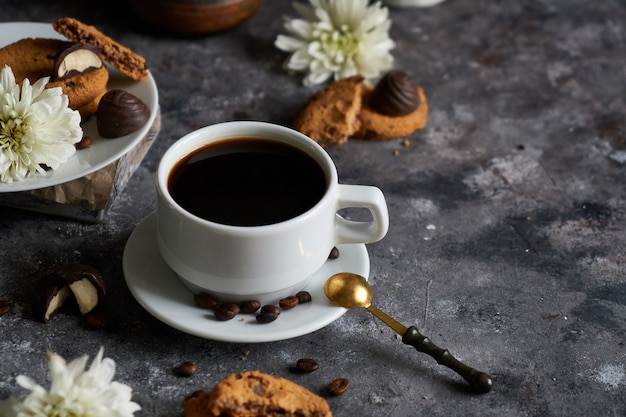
<box><xmin>324</xmin><ymin>272</ymin><xmax>373</xmax><ymax>309</ymax></box>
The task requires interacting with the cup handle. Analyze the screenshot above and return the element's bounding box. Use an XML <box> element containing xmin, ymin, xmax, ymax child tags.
<box><xmin>334</xmin><ymin>184</ymin><xmax>389</xmax><ymax>244</ymax></box>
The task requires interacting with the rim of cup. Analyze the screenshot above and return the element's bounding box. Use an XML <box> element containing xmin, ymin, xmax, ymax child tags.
<box><xmin>156</xmin><ymin>121</ymin><xmax>338</xmax><ymax>234</ymax></box>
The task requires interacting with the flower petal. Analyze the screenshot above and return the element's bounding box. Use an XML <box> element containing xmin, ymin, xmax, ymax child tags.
<box><xmin>275</xmin><ymin>35</ymin><xmax>306</xmax><ymax>52</ymax></box>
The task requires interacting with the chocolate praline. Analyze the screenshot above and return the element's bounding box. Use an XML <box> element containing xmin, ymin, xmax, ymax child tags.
<box><xmin>97</xmin><ymin>89</ymin><xmax>150</xmax><ymax>138</ymax></box>
<box><xmin>369</xmin><ymin>70</ymin><xmax>420</xmax><ymax>117</ymax></box>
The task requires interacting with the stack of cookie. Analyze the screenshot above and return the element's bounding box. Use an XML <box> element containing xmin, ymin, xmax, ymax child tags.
<box><xmin>294</xmin><ymin>70</ymin><xmax>428</xmax><ymax>147</ymax></box>
<box><xmin>0</xmin><ymin>17</ymin><xmax>148</xmax><ymax>121</ymax></box>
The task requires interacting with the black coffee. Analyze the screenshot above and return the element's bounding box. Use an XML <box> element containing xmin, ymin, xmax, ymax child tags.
<box><xmin>168</xmin><ymin>138</ymin><xmax>327</xmax><ymax>226</ymax></box>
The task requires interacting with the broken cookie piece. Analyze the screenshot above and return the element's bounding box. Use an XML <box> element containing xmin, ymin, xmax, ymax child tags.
<box><xmin>293</xmin><ymin>75</ymin><xmax>364</xmax><ymax>147</ymax></box>
<box><xmin>183</xmin><ymin>370</ymin><xmax>332</xmax><ymax>417</ymax></box>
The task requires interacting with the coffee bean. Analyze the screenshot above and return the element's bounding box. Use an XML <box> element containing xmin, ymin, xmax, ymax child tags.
<box><xmin>76</xmin><ymin>136</ymin><xmax>93</xmax><ymax>149</ymax></box>
<box><xmin>296</xmin><ymin>358</ymin><xmax>319</xmax><ymax>373</ymax></box>
<box><xmin>328</xmin><ymin>246</ymin><xmax>340</xmax><ymax>259</ymax></box>
<box><xmin>194</xmin><ymin>293</ymin><xmax>219</xmax><ymax>310</ymax></box>
<box><xmin>279</xmin><ymin>295</ymin><xmax>299</xmax><ymax>310</ymax></box>
<box><xmin>173</xmin><ymin>361</ymin><xmax>197</xmax><ymax>377</ymax></box>
<box><xmin>256</xmin><ymin>304</ymin><xmax>280</xmax><ymax>323</ymax></box>
<box><xmin>256</xmin><ymin>312</ymin><xmax>278</xmax><ymax>323</ymax></box>
<box><xmin>296</xmin><ymin>290</ymin><xmax>312</xmax><ymax>304</ymax></box>
<box><xmin>261</xmin><ymin>304</ymin><xmax>281</xmax><ymax>315</ymax></box>
<box><xmin>0</xmin><ymin>299</ymin><xmax>9</xmax><ymax>317</ymax></box>
<box><xmin>327</xmin><ymin>378</ymin><xmax>350</xmax><ymax>396</ymax></box>
<box><xmin>240</xmin><ymin>300</ymin><xmax>261</xmax><ymax>314</ymax></box>
<box><xmin>214</xmin><ymin>302</ymin><xmax>240</xmax><ymax>321</ymax></box>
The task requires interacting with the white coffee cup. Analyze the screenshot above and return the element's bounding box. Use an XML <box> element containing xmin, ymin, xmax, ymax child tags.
<box><xmin>156</xmin><ymin>121</ymin><xmax>389</xmax><ymax>303</ymax></box>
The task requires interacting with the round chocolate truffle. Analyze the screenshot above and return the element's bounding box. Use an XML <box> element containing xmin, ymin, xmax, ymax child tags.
<box><xmin>97</xmin><ymin>89</ymin><xmax>150</xmax><ymax>138</ymax></box>
<box><xmin>369</xmin><ymin>70</ymin><xmax>420</xmax><ymax>117</ymax></box>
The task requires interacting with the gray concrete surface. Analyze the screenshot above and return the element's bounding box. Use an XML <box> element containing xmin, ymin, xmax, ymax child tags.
<box><xmin>0</xmin><ymin>1</ymin><xmax>624</xmax><ymax>416</ymax></box>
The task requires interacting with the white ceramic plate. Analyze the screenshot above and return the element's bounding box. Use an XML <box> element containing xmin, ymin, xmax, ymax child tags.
<box><xmin>123</xmin><ymin>213</ymin><xmax>370</xmax><ymax>343</ymax></box>
<box><xmin>0</xmin><ymin>22</ymin><xmax>159</xmax><ymax>192</ymax></box>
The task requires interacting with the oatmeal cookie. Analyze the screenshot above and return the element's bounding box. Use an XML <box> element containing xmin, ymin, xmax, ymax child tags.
<box><xmin>354</xmin><ymin>83</ymin><xmax>428</xmax><ymax>141</ymax></box>
<box><xmin>293</xmin><ymin>75</ymin><xmax>364</xmax><ymax>147</ymax></box>
<box><xmin>183</xmin><ymin>370</ymin><xmax>332</xmax><ymax>417</ymax></box>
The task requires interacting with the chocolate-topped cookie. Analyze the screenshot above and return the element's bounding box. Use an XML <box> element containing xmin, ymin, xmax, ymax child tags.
<box><xmin>355</xmin><ymin>71</ymin><xmax>428</xmax><ymax>140</ymax></box>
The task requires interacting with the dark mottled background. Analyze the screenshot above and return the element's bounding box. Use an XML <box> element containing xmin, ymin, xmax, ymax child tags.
<box><xmin>0</xmin><ymin>1</ymin><xmax>624</xmax><ymax>416</ymax></box>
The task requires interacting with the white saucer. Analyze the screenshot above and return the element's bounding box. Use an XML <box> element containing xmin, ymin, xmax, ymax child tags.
<box><xmin>122</xmin><ymin>213</ymin><xmax>370</xmax><ymax>343</ymax></box>
<box><xmin>0</xmin><ymin>22</ymin><xmax>159</xmax><ymax>192</ymax></box>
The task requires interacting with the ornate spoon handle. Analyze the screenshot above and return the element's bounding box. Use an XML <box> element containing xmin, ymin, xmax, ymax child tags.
<box><xmin>402</xmin><ymin>326</ymin><xmax>493</xmax><ymax>394</ymax></box>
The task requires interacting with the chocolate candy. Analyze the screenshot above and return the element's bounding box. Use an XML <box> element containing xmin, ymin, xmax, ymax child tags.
<box><xmin>32</xmin><ymin>273</ymin><xmax>73</xmax><ymax>323</ymax></box>
<box><xmin>369</xmin><ymin>70</ymin><xmax>420</xmax><ymax>116</ymax></box>
<box><xmin>53</xmin><ymin>43</ymin><xmax>103</xmax><ymax>81</ymax></box>
<box><xmin>33</xmin><ymin>264</ymin><xmax>106</xmax><ymax>323</ymax></box>
<box><xmin>97</xmin><ymin>89</ymin><xmax>150</xmax><ymax>138</ymax></box>
<box><xmin>55</xmin><ymin>264</ymin><xmax>107</xmax><ymax>316</ymax></box>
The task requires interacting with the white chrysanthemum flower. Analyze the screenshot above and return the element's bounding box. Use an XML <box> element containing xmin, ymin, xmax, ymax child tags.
<box><xmin>0</xmin><ymin>65</ymin><xmax>82</xmax><ymax>183</ymax></box>
<box><xmin>0</xmin><ymin>348</ymin><xmax>141</xmax><ymax>417</ymax></box>
<box><xmin>275</xmin><ymin>0</ymin><xmax>395</xmax><ymax>86</ymax></box>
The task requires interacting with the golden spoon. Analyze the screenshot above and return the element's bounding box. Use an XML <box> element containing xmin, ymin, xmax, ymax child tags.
<box><xmin>324</xmin><ymin>272</ymin><xmax>493</xmax><ymax>394</ymax></box>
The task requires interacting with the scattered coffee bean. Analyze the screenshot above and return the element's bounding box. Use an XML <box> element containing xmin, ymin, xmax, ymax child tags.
<box><xmin>328</xmin><ymin>246</ymin><xmax>340</xmax><ymax>259</ymax></box>
<box><xmin>296</xmin><ymin>358</ymin><xmax>319</xmax><ymax>373</ymax></box>
<box><xmin>214</xmin><ymin>302</ymin><xmax>240</xmax><ymax>321</ymax></box>
<box><xmin>327</xmin><ymin>378</ymin><xmax>350</xmax><ymax>396</ymax></box>
<box><xmin>261</xmin><ymin>304</ymin><xmax>281</xmax><ymax>315</ymax></box>
<box><xmin>194</xmin><ymin>293</ymin><xmax>219</xmax><ymax>310</ymax></box>
<box><xmin>85</xmin><ymin>312</ymin><xmax>107</xmax><ymax>329</ymax></box>
<box><xmin>76</xmin><ymin>136</ymin><xmax>93</xmax><ymax>149</ymax></box>
<box><xmin>279</xmin><ymin>295</ymin><xmax>299</xmax><ymax>310</ymax></box>
<box><xmin>0</xmin><ymin>299</ymin><xmax>9</xmax><ymax>317</ymax></box>
<box><xmin>240</xmin><ymin>300</ymin><xmax>261</xmax><ymax>314</ymax></box>
<box><xmin>256</xmin><ymin>304</ymin><xmax>280</xmax><ymax>323</ymax></box>
<box><xmin>173</xmin><ymin>361</ymin><xmax>197</xmax><ymax>377</ymax></box>
<box><xmin>296</xmin><ymin>290</ymin><xmax>312</xmax><ymax>304</ymax></box>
